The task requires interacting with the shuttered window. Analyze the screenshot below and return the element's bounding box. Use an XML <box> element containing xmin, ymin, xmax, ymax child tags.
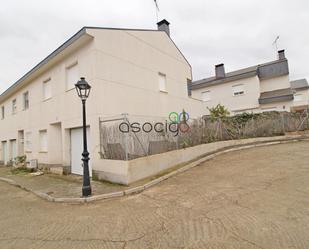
<box><xmin>25</xmin><ymin>132</ymin><xmax>32</xmax><ymax>152</ymax></box>
<box><xmin>39</xmin><ymin>130</ymin><xmax>48</xmax><ymax>152</ymax></box>
<box><xmin>12</xmin><ymin>99</ymin><xmax>17</xmax><ymax>114</ymax></box>
<box><xmin>1</xmin><ymin>106</ymin><xmax>5</xmax><ymax>119</ymax></box>
<box><xmin>43</xmin><ymin>78</ymin><xmax>52</xmax><ymax>100</ymax></box>
<box><xmin>232</xmin><ymin>84</ymin><xmax>245</xmax><ymax>96</ymax></box>
<box><xmin>23</xmin><ymin>91</ymin><xmax>29</xmax><ymax>110</ymax></box>
<box><xmin>66</xmin><ymin>63</ymin><xmax>79</xmax><ymax>90</ymax></box>
<box><xmin>158</xmin><ymin>73</ymin><xmax>167</xmax><ymax>92</ymax></box>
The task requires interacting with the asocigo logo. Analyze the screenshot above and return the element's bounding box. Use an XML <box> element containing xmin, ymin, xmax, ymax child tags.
<box><xmin>119</xmin><ymin>112</ymin><xmax>190</xmax><ymax>136</ymax></box>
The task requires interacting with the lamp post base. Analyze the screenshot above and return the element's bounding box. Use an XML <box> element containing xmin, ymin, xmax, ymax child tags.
<box><xmin>82</xmin><ymin>185</ymin><xmax>92</xmax><ymax>197</ymax></box>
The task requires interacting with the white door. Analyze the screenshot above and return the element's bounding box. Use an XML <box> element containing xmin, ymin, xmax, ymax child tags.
<box><xmin>70</xmin><ymin>127</ymin><xmax>92</xmax><ymax>176</ymax></box>
<box><xmin>11</xmin><ymin>140</ymin><xmax>17</xmax><ymax>161</ymax></box>
<box><xmin>2</xmin><ymin>142</ymin><xmax>8</xmax><ymax>165</ymax></box>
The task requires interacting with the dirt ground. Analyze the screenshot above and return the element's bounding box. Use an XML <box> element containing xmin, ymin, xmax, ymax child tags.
<box><xmin>0</xmin><ymin>141</ymin><xmax>308</xmax><ymax>249</ymax></box>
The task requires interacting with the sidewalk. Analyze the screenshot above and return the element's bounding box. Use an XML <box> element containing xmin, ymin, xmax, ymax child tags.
<box><xmin>0</xmin><ymin>166</ymin><xmax>131</xmax><ymax>199</ymax></box>
<box><xmin>1</xmin><ymin>135</ymin><xmax>308</xmax><ymax>203</ymax></box>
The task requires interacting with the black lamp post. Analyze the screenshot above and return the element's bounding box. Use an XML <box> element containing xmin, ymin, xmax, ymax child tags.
<box><xmin>75</xmin><ymin>77</ymin><xmax>92</xmax><ymax>197</ymax></box>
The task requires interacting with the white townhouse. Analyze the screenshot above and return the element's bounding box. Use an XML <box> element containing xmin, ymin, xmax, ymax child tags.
<box><xmin>189</xmin><ymin>50</ymin><xmax>309</xmax><ymax>115</ymax></box>
<box><xmin>0</xmin><ymin>20</ymin><xmax>204</xmax><ymax>179</ymax></box>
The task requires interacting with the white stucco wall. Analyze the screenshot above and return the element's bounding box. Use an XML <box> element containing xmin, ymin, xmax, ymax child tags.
<box><xmin>260</xmin><ymin>75</ymin><xmax>290</xmax><ymax>93</ymax></box>
<box><xmin>293</xmin><ymin>89</ymin><xmax>309</xmax><ymax>107</ymax></box>
<box><xmin>0</xmin><ymin>28</ymin><xmax>204</xmax><ymax>174</ymax></box>
<box><xmin>191</xmin><ymin>76</ymin><xmax>261</xmax><ymax>115</ymax></box>
<box><xmin>260</xmin><ymin>101</ymin><xmax>293</xmax><ymax>112</ymax></box>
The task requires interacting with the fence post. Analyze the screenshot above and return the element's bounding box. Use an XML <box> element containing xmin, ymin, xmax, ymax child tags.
<box><xmin>122</xmin><ymin>113</ymin><xmax>129</xmax><ymax>161</ymax></box>
<box><xmin>281</xmin><ymin>113</ymin><xmax>285</xmax><ymax>134</ymax></box>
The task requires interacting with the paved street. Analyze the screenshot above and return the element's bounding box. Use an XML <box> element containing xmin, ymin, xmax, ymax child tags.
<box><xmin>0</xmin><ymin>141</ymin><xmax>308</xmax><ymax>249</ymax></box>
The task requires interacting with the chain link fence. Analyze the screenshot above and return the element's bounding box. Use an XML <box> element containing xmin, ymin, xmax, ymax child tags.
<box><xmin>99</xmin><ymin>110</ymin><xmax>309</xmax><ymax>160</ymax></box>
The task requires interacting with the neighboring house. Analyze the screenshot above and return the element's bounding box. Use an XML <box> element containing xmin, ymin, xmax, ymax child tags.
<box><xmin>190</xmin><ymin>50</ymin><xmax>309</xmax><ymax>115</ymax></box>
<box><xmin>290</xmin><ymin>79</ymin><xmax>309</xmax><ymax>112</ymax></box>
<box><xmin>0</xmin><ymin>20</ymin><xmax>203</xmax><ymax>177</ymax></box>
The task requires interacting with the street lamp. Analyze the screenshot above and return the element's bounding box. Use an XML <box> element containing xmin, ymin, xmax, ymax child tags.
<box><xmin>75</xmin><ymin>77</ymin><xmax>92</xmax><ymax>197</ymax></box>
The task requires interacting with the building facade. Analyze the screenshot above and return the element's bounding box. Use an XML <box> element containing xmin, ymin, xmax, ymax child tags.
<box><xmin>0</xmin><ymin>20</ymin><xmax>204</xmax><ymax>178</ymax></box>
<box><xmin>190</xmin><ymin>50</ymin><xmax>309</xmax><ymax>115</ymax></box>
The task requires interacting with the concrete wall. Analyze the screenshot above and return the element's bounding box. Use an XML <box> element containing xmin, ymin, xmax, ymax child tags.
<box><xmin>93</xmin><ymin>136</ymin><xmax>296</xmax><ymax>185</ymax></box>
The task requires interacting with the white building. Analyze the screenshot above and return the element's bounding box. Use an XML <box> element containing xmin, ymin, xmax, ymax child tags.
<box><xmin>0</xmin><ymin>20</ymin><xmax>203</xmax><ymax>180</ymax></box>
<box><xmin>190</xmin><ymin>50</ymin><xmax>309</xmax><ymax>115</ymax></box>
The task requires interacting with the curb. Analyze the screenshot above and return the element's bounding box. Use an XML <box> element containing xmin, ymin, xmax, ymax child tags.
<box><xmin>0</xmin><ymin>136</ymin><xmax>308</xmax><ymax>204</ymax></box>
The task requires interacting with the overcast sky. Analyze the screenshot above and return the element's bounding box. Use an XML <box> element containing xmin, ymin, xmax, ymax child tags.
<box><xmin>0</xmin><ymin>0</ymin><xmax>308</xmax><ymax>93</ymax></box>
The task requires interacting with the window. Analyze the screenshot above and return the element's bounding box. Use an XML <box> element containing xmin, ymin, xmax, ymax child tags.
<box><xmin>232</xmin><ymin>84</ymin><xmax>245</xmax><ymax>96</ymax></box>
<box><xmin>1</xmin><ymin>106</ymin><xmax>4</xmax><ymax>119</ymax></box>
<box><xmin>294</xmin><ymin>94</ymin><xmax>302</xmax><ymax>102</ymax></box>
<box><xmin>187</xmin><ymin>79</ymin><xmax>192</xmax><ymax>96</ymax></box>
<box><xmin>39</xmin><ymin>130</ymin><xmax>48</xmax><ymax>152</ymax></box>
<box><xmin>25</xmin><ymin>131</ymin><xmax>32</xmax><ymax>152</ymax></box>
<box><xmin>12</xmin><ymin>99</ymin><xmax>17</xmax><ymax>114</ymax></box>
<box><xmin>66</xmin><ymin>63</ymin><xmax>79</xmax><ymax>90</ymax></box>
<box><xmin>158</xmin><ymin>73</ymin><xmax>167</xmax><ymax>92</ymax></box>
<box><xmin>201</xmin><ymin>91</ymin><xmax>211</xmax><ymax>102</ymax></box>
<box><xmin>23</xmin><ymin>91</ymin><xmax>29</xmax><ymax>110</ymax></box>
<box><xmin>43</xmin><ymin>78</ymin><xmax>52</xmax><ymax>100</ymax></box>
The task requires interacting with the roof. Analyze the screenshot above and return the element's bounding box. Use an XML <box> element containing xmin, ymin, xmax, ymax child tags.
<box><xmin>192</xmin><ymin>65</ymin><xmax>258</xmax><ymax>88</ymax></box>
<box><xmin>290</xmin><ymin>79</ymin><xmax>309</xmax><ymax>91</ymax></box>
<box><xmin>0</xmin><ymin>23</ymin><xmax>187</xmax><ymax>103</ymax></box>
<box><xmin>259</xmin><ymin>88</ymin><xmax>294</xmax><ymax>104</ymax></box>
<box><xmin>191</xmin><ymin>57</ymin><xmax>289</xmax><ymax>90</ymax></box>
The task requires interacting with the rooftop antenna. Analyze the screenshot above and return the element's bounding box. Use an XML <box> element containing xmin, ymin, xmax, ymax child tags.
<box><xmin>154</xmin><ymin>0</ymin><xmax>160</xmax><ymax>22</ymax></box>
<box><xmin>272</xmin><ymin>35</ymin><xmax>280</xmax><ymax>58</ymax></box>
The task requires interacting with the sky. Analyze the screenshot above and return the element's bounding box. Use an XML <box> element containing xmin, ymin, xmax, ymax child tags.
<box><xmin>0</xmin><ymin>0</ymin><xmax>308</xmax><ymax>94</ymax></box>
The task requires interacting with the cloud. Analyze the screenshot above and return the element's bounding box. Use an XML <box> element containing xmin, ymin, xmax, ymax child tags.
<box><xmin>0</xmin><ymin>0</ymin><xmax>308</xmax><ymax>93</ymax></box>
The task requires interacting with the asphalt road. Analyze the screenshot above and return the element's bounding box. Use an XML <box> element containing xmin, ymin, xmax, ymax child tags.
<box><xmin>0</xmin><ymin>141</ymin><xmax>308</xmax><ymax>249</ymax></box>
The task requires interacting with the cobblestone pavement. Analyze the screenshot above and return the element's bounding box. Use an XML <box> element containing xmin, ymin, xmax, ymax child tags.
<box><xmin>0</xmin><ymin>141</ymin><xmax>308</xmax><ymax>249</ymax></box>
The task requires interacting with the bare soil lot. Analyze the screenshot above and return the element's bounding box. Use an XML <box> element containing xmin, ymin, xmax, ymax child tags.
<box><xmin>0</xmin><ymin>141</ymin><xmax>308</xmax><ymax>249</ymax></box>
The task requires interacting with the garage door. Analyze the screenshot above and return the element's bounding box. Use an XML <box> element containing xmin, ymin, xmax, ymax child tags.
<box><xmin>70</xmin><ymin>127</ymin><xmax>92</xmax><ymax>176</ymax></box>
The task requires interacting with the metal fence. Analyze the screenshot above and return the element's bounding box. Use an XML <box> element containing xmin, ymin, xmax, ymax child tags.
<box><xmin>99</xmin><ymin>110</ymin><xmax>309</xmax><ymax>161</ymax></box>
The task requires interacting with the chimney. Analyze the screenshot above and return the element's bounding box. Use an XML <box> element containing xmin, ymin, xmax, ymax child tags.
<box><xmin>278</xmin><ymin>49</ymin><xmax>285</xmax><ymax>60</ymax></box>
<box><xmin>215</xmin><ymin>64</ymin><xmax>225</xmax><ymax>78</ymax></box>
<box><xmin>157</xmin><ymin>19</ymin><xmax>170</xmax><ymax>36</ymax></box>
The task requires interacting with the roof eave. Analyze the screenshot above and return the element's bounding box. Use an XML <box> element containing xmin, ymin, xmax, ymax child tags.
<box><xmin>259</xmin><ymin>94</ymin><xmax>294</xmax><ymax>104</ymax></box>
<box><xmin>191</xmin><ymin>71</ymin><xmax>257</xmax><ymax>90</ymax></box>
